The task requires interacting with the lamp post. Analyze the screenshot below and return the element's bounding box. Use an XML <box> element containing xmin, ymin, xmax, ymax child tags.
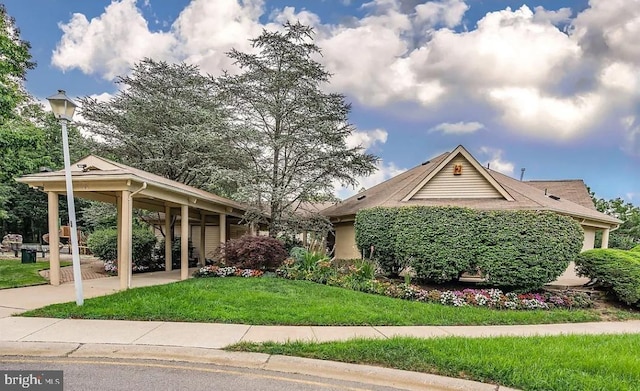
<box><xmin>47</xmin><ymin>90</ymin><xmax>83</xmax><ymax>306</ymax></box>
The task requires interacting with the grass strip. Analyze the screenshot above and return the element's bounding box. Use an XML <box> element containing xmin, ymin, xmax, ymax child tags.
<box><xmin>21</xmin><ymin>277</ymin><xmax>603</xmax><ymax>325</ymax></box>
<box><xmin>227</xmin><ymin>333</ymin><xmax>640</xmax><ymax>391</ymax></box>
<box><xmin>0</xmin><ymin>259</ymin><xmax>71</xmax><ymax>289</ymax></box>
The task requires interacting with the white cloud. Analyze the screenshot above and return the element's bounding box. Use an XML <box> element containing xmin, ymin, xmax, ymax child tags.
<box><xmin>52</xmin><ymin>0</ymin><xmax>176</xmax><ymax>80</ymax></box>
<box><xmin>429</xmin><ymin>121</ymin><xmax>484</xmax><ymax>134</ymax></box>
<box><xmin>346</xmin><ymin>128</ymin><xmax>388</xmax><ymax>149</ymax></box>
<box><xmin>49</xmin><ymin>0</ymin><xmax>640</xmax><ymax>154</ymax></box>
<box><xmin>486</xmin><ymin>87</ymin><xmax>604</xmax><ymax>139</ymax></box>
<box><xmin>479</xmin><ymin>147</ymin><xmax>514</xmax><ymax>176</ymax></box>
<box><xmin>415</xmin><ymin>0</ymin><xmax>469</xmax><ymax>28</ymax></box>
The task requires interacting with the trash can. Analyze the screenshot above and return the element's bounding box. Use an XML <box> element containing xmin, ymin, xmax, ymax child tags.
<box><xmin>21</xmin><ymin>249</ymin><xmax>36</xmax><ymax>264</ymax></box>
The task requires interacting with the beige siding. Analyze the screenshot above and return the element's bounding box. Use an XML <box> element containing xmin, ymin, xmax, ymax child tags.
<box><xmin>411</xmin><ymin>155</ymin><xmax>503</xmax><ymax>199</ymax></box>
<box><xmin>229</xmin><ymin>224</ymin><xmax>247</xmax><ymax>240</ymax></box>
<box><xmin>581</xmin><ymin>226</ymin><xmax>596</xmax><ymax>252</ymax></box>
<box><xmin>334</xmin><ymin>223</ymin><xmax>360</xmax><ymax>260</ymax></box>
<box><xmin>191</xmin><ymin>226</ymin><xmax>221</xmax><ymax>259</ymax></box>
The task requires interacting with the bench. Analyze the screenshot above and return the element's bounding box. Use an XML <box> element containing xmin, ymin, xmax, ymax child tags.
<box><xmin>21</xmin><ymin>243</ymin><xmax>50</xmax><ymax>258</ymax></box>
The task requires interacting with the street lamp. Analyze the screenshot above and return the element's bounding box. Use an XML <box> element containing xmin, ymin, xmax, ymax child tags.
<box><xmin>47</xmin><ymin>90</ymin><xmax>83</xmax><ymax>306</ymax></box>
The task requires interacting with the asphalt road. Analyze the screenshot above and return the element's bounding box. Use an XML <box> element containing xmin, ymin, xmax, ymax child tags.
<box><xmin>1</xmin><ymin>357</ymin><xmax>404</xmax><ymax>391</ymax></box>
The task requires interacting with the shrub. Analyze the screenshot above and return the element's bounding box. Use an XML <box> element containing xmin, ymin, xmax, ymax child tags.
<box><xmin>223</xmin><ymin>235</ymin><xmax>288</xmax><ymax>270</ymax></box>
<box><xmin>88</xmin><ymin>226</ymin><xmax>158</xmax><ymax>272</ymax></box>
<box><xmin>87</xmin><ymin>228</ymin><xmax>118</xmax><ymax>262</ymax></box>
<box><xmin>393</xmin><ymin>206</ymin><xmax>478</xmax><ymax>283</ymax></box>
<box><xmin>153</xmin><ymin>238</ymin><xmax>197</xmax><ymax>268</ymax></box>
<box><xmin>474</xmin><ymin>210</ymin><xmax>583</xmax><ymax>292</ymax></box>
<box><xmin>575</xmin><ymin>249</ymin><xmax>640</xmax><ymax>306</ymax></box>
<box><xmin>354</xmin><ymin>206</ymin><xmax>584</xmax><ymax>290</ymax></box>
<box><xmin>355</xmin><ymin>207</ymin><xmax>401</xmax><ymax>274</ymax></box>
<box><xmin>278</xmin><ymin>235</ymin><xmax>303</xmax><ymax>253</ymax></box>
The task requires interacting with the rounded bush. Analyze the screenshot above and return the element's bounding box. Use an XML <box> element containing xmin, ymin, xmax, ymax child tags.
<box><xmin>474</xmin><ymin>210</ymin><xmax>583</xmax><ymax>292</ymax></box>
<box><xmin>575</xmin><ymin>248</ymin><xmax>640</xmax><ymax>307</ymax></box>
<box><xmin>87</xmin><ymin>228</ymin><xmax>118</xmax><ymax>262</ymax></box>
<box><xmin>223</xmin><ymin>235</ymin><xmax>288</xmax><ymax>270</ymax></box>
<box><xmin>87</xmin><ymin>226</ymin><xmax>157</xmax><ymax>266</ymax></box>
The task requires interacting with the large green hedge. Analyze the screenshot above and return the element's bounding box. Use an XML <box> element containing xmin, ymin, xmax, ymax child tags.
<box><xmin>475</xmin><ymin>210</ymin><xmax>583</xmax><ymax>290</ymax></box>
<box><xmin>575</xmin><ymin>249</ymin><xmax>640</xmax><ymax>307</ymax></box>
<box><xmin>393</xmin><ymin>206</ymin><xmax>478</xmax><ymax>283</ymax></box>
<box><xmin>354</xmin><ymin>206</ymin><xmax>584</xmax><ymax>291</ymax></box>
<box><xmin>354</xmin><ymin>207</ymin><xmax>400</xmax><ymax>274</ymax></box>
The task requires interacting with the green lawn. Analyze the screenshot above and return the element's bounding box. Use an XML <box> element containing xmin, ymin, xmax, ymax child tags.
<box><xmin>0</xmin><ymin>259</ymin><xmax>70</xmax><ymax>289</ymax></box>
<box><xmin>21</xmin><ymin>277</ymin><xmax>607</xmax><ymax>325</ymax></box>
<box><xmin>228</xmin><ymin>334</ymin><xmax>640</xmax><ymax>391</ymax></box>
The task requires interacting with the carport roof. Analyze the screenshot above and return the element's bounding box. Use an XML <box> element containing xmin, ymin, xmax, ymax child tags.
<box><xmin>17</xmin><ymin>155</ymin><xmax>253</xmax><ymax>217</ymax></box>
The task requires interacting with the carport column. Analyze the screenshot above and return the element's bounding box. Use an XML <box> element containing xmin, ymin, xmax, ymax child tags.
<box><xmin>602</xmin><ymin>228</ymin><xmax>610</xmax><ymax>249</ymax></box>
<box><xmin>47</xmin><ymin>191</ymin><xmax>60</xmax><ymax>286</ymax></box>
<box><xmin>199</xmin><ymin>212</ymin><xmax>206</xmax><ymax>266</ymax></box>
<box><xmin>116</xmin><ymin>195</ymin><xmax>122</xmax><ymax>274</ymax></box>
<box><xmin>119</xmin><ymin>190</ymin><xmax>132</xmax><ymax>290</ymax></box>
<box><xmin>219</xmin><ymin>213</ymin><xmax>226</xmax><ymax>251</ymax></box>
<box><xmin>181</xmin><ymin>204</ymin><xmax>189</xmax><ymax>280</ymax></box>
<box><xmin>165</xmin><ymin>205</ymin><xmax>172</xmax><ymax>271</ymax></box>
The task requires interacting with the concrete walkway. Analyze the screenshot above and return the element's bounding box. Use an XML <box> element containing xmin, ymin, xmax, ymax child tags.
<box><xmin>1</xmin><ymin>268</ymin><xmax>638</xmax><ymax>391</ymax></box>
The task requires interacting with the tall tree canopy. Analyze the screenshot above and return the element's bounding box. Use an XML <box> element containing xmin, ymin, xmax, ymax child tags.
<box><xmin>590</xmin><ymin>190</ymin><xmax>640</xmax><ymax>249</ymax></box>
<box><xmin>0</xmin><ymin>4</ymin><xmax>35</xmax><ymax>121</ymax></box>
<box><xmin>79</xmin><ymin>58</ymin><xmax>239</xmax><ymax>190</ymax></box>
<box><xmin>217</xmin><ymin>22</ymin><xmax>378</xmax><ymax>236</ymax></box>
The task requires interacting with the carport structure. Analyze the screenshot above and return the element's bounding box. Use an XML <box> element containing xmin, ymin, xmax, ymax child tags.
<box><xmin>18</xmin><ymin>155</ymin><xmax>253</xmax><ymax>290</ymax></box>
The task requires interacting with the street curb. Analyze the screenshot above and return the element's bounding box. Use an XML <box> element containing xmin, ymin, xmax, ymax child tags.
<box><xmin>0</xmin><ymin>341</ymin><xmax>520</xmax><ymax>391</ymax></box>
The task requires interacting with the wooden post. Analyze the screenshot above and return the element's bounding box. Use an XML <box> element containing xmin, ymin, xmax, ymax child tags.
<box><xmin>47</xmin><ymin>192</ymin><xmax>60</xmax><ymax>286</ymax></box>
<box><xmin>165</xmin><ymin>205</ymin><xmax>172</xmax><ymax>271</ymax></box>
<box><xmin>181</xmin><ymin>204</ymin><xmax>189</xmax><ymax>280</ymax></box>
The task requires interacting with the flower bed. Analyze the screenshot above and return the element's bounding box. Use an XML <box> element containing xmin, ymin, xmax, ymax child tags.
<box><xmin>103</xmin><ymin>260</ymin><xmax>165</xmax><ymax>275</ymax></box>
<box><xmin>193</xmin><ymin>265</ymin><xmax>264</xmax><ymax>278</ymax></box>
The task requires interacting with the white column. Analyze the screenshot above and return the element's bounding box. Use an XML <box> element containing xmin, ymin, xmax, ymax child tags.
<box><xmin>219</xmin><ymin>213</ymin><xmax>226</xmax><ymax>251</ymax></box>
<box><xmin>116</xmin><ymin>195</ymin><xmax>122</xmax><ymax>275</ymax></box>
<box><xmin>199</xmin><ymin>212</ymin><xmax>206</xmax><ymax>267</ymax></box>
<box><xmin>119</xmin><ymin>190</ymin><xmax>132</xmax><ymax>290</ymax></box>
<box><xmin>165</xmin><ymin>205</ymin><xmax>172</xmax><ymax>271</ymax></box>
<box><xmin>601</xmin><ymin>228</ymin><xmax>610</xmax><ymax>249</ymax></box>
<box><xmin>47</xmin><ymin>192</ymin><xmax>60</xmax><ymax>286</ymax></box>
<box><xmin>181</xmin><ymin>204</ymin><xmax>189</xmax><ymax>280</ymax></box>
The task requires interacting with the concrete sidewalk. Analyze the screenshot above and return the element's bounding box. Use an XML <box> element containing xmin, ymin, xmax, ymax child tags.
<box><xmin>1</xmin><ymin>272</ymin><xmax>639</xmax><ymax>391</ymax></box>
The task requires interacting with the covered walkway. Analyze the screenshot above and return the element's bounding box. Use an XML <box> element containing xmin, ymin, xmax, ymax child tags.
<box><xmin>18</xmin><ymin>155</ymin><xmax>254</xmax><ymax>290</ymax></box>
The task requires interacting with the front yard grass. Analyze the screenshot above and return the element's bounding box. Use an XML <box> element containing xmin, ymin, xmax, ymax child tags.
<box><xmin>21</xmin><ymin>277</ymin><xmax>610</xmax><ymax>325</ymax></box>
<box><xmin>0</xmin><ymin>259</ymin><xmax>70</xmax><ymax>289</ymax></box>
<box><xmin>227</xmin><ymin>333</ymin><xmax>640</xmax><ymax>391</ymax></box>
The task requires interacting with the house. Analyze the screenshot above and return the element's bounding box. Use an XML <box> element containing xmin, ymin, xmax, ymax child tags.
<box><xmin>17</xmin><ymin>155</ymin><xmax>253</xmax><ymax>289</ymax></box>
<box><xmin>321</xmin><ymin>145</ymin><xmax>622</xmax><ymax>259</ymax></box>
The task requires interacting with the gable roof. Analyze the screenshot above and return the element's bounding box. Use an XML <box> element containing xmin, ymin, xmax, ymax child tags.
<box><xmin>17</xmin><ymin>155</ymin><xmax>251</xmax><ymax>217</ymax></box>
<box><xmin>321</xmin><ymin>146</ymin><xmax>621</xmax><ymax>227</ymax></box>
<box><xmin>525</xmin><ymin>180</ymin><xmax>596</xmax><ymax>210</ymax></box>
<box><xmin>403</xmin><ymin>145</ymin><xmax>514</xmax><ymax>201</ymax></box>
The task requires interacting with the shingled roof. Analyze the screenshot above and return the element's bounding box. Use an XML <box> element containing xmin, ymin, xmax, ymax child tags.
<box><xmin>321</xmin><ymin>145</ymin><xmax>621</xmax><ymax>226</ymax></box>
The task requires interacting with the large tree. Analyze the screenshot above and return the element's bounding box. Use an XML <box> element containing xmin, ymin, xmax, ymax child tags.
<box><xmin>79</xmin><ymin>58</ymin><xmax>239</xmax><ymax>190</ymax></box>
<box><xmin>0</xmin><ymin>4</ymin><xmax>35</xmax><ymax>122</ymax></box>
<box><xmin>217</xmin><ymin>22</ymin><xmax>378</xmax><ymax>236</ymax></box>
<box><xmin>589</xmin><ymin>190</ymin><xmax>640</xmax><ymax>249</ymax></box>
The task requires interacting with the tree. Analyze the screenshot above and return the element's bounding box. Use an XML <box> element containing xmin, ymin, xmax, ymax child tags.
<box><xmin>0</xmin><ymin>4</ymin><xmax>35</xmax><ymax>122</ymax></box>
<box><xmin>217</xmin><ymin>22</ymin><xmax>378</xmax><ymax>236</ymax></box>
<box><xmin>589</xmin><ymin>189</ymin><xmax>640</xmax><ymax>249</ymax></box>
<box><xmin>79</xmin><ymin>58</ymin><xmax>240</xmax><ymax>190</ymax></box>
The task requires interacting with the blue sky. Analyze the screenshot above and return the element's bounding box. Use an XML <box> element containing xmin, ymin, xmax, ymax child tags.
<box><xmin>4</xmin><ymin>0</ymin><xmax>639</xmax><ymax>202</ymax></box>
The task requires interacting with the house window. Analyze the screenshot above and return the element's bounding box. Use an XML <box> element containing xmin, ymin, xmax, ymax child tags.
<box><xmin>453</xmin><ymin>164</ymin><xmax>463</xmax><ymax>175</ymax></box>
